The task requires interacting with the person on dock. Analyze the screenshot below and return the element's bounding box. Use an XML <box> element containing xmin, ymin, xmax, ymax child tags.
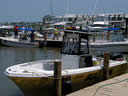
<box><xmin>14</xmin><ymin>25</ymin><xmax>18</xmax><ymax>38</ymax></box>
<box><xmin>30</xmin><ymin>30</ymin><xmax>35</xmax><ymax>42</ymax></box>
<box><xmin>53</xmin><ymin>28</ymin><xmax>59</xmax><ymax>40</ymax></box>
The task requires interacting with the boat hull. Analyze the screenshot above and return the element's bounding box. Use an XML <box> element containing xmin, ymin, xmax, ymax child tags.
<box><xmin>0</xmin><ymin>38</ymin><xmax>39</xmax><ymax>48</ymax></box>
<box><xmin>8</xmin><ymin>63</ymin><xmax>127</xmax><ymax>96</ymax></box>
<box><xmin>90</xmin><ymin>43</ymin><xmax>128</xmax><ymax>53</ymax></box>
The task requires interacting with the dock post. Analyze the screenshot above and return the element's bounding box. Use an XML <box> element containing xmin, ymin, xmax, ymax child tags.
<box><xmin>54</xmin><ymin>59</ymin><xmax>62</xmax><ymax>96</ymax></box>
<box><xmin>107</xmin><ymin>31</ymin><xmax>110</xmax><ymax>40</ymax></box>
<box><xmin>44</xmin><ymin>30</ymin><xmax>47</xmax><ymax>45</ymax></box>
<box><xmin>93</xmin><ymin>34</ymin><xmax>95</xmax><ymax>42</ymax></box>
<box><xmin>103</xmin><ymin>52</ymin><xmax>110</xmax><ymax>80</ymax></box>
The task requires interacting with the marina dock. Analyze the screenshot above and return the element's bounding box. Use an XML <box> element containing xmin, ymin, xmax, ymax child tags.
<box><xmin>1</xmin><ymin>0</ymin><xmax>128</xmax><ymax>95</ymax></box>
<box><xmin>35</xmin><ymin>38</ymin><xmax>63</xmax><ymax>47</ymax></box>
<box><xmin>67</xmin><ymin>73</ymin><xmax>128</xmax><ymax>96</ymax></box>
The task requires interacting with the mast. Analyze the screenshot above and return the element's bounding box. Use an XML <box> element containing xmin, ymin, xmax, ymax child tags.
<box><xmin>66</xmin><ymin>0</ymin><xmax>69</xmax><ymax>14</ymax></box>
<box><xmin>50</xmin><ymin>0</ymin><xmax>54</xmax><ymax>16</ymax></box>
<box><xmin>92</xmin><ymin>0</ymin><xmax>99</xmax><ymax>15</ymax></box>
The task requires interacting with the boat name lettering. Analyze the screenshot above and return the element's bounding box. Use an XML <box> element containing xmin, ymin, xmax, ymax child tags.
<box><xmin>85</xmin><ymin>73</ymin><xmax>98</xmax><ymax>81</ymax></box>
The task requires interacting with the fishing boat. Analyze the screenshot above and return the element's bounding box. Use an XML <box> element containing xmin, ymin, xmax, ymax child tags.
<box><xmin>4</xmin><ymin>30</ymin><xmax>127</xmax><ymax>96</ymax></box>
<box><xmin>0</xmin><ymin>36</ymin><xmax>40</xmax><ymax>48</ymax></box>
<box><xmin>90</xmin><ymin>39</ymin><xmax>128</xmax><ymax>53</ymax></box>
<box><xmin>89</xmin><ymin>29</ymin><xmax>128</xmax><ymax>53</ymax></box>
<box><xmin>0</xmin><ymin>25</ymin><xmax>14</xmax><ymax>37</ymax></box>
<box><xmin>66</xmin><ymin>26</ymin><xmax>128</xmax><ymax>53</ymax></box>
<box><xmin>0</xmin><ymin>27</ymin><xmax>44</xmax><ymax>48</ymax></box>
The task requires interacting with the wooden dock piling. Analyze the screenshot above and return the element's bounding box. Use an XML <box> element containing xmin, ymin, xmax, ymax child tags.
<box><xmin>44</xmin><ymin>30</ymin><xmax>47</xmax><ymax>45</ymax></box>
<box><xmin>54</xmin><ymin>59</ymin><xmax>62</xmax><ymax>96</ymax></box>
<box><xmin>107</xmin><ymin>31</ymin><xmax>110</xmax><ymax>40</ymax></box>
<box><xmin>103</xmin><ymin>52</ymin><xmax>110</xmax><ymax>80</ymax></box>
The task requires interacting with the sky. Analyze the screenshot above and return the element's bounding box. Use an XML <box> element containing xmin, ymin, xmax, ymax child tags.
<box><xmin>0</xmin><ymin>0</ymin><xmax>128</xmax><ymax>22</ymax></box>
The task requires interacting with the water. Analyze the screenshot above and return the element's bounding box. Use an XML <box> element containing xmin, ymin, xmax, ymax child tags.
<box><xmin>0</xmin><ymin>46</ymin><xmax>61</xmax><ymax>96</ymax></box>
<box><xmin>1</xmin><ymin>45</ymin><xmax>128</xmax><ymax>96</ymax></box>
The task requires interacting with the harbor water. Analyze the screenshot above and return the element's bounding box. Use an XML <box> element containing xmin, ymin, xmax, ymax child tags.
<box><xmin>0</xmin><ymin>46</ymin><xmax>128</xmax><ymax>96</ymax></box>
<box><xmin>0</xmin><ymin>46</ymin><xmax>61</xmax><ymax>96</ymax></box>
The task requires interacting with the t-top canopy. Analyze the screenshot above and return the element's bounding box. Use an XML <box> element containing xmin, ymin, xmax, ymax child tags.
<box><xmin>62</xmin><ymin>30</ymin><xmax>90</xmax><ymax>55</ymax></box>
<box><xmin>18</xmin><ymin>28</ymin><xmax>35</xmax><ymax>31</ymax></box>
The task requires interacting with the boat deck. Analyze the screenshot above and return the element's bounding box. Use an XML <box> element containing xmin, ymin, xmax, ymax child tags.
<box><xmin>35</xmin><ymin>38</ymin><xmax>63</xmax><ymax>47</ymax></box>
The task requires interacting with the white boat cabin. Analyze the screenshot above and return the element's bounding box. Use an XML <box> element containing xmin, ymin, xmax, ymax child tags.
<box><xmin>61</xmin><ymin>30</ymin><xmax>94</xmax><ymax>69</ymax></box>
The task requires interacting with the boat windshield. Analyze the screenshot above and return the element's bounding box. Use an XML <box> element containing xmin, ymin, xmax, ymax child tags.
<box><xmin>61</xmin><ymin>31</ymin><xmax>89</xmax><ymax>55</ymax></box>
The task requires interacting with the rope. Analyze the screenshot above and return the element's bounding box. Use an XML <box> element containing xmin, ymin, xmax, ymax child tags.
<box><xmin>93</xmin><ymin>78</ymin><xmax>128</xmax><ymax>96</ymax></box>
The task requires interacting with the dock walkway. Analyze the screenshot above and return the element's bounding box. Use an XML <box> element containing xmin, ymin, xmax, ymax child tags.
<box><xmin>35</xmin><ymin>38</ymin><xmax>62</xmax><ymax>47</ymax></box>
<box><xmin>36</xmin><ymin>38</ymin><xmax>62</xmax><ymax>42</ymax></box>
<box><xmin>67</xmin><ymin>73</ymin><xmax>128</xmax><ymax>96</ymax></box>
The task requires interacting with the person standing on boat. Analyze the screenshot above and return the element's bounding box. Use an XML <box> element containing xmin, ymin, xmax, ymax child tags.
<box><xmin>30</xmin><ymin>30</ymin><xmax>35</xmax><ymax>42</ymax></box>
<box><xmin>22</xmin><ymin>26</ymin><xmax>27</xmax><ymax>40</ymax></box>
<box><xmin>34</xmin><ymin>31</ymin><xmax>37</xmax><ymax>40</ymax></box>
<box><xmin>14</xmin><ymin>25</ymin><xmax>18</xmax><ymax>38</ymax></box>
<box><xmin>21</xmin><ymin>26</ymin><xmax>25</xmax><ymax>40</ymax></box>
<box><xmin>53</xmin><ymin>28</ymin><xmax>59</xmax><ymax>40</ymax></box>
<box><xmin>22</xmin><ymin>26</ymin><xmax>25</xmax><ymax>34</ymax></box>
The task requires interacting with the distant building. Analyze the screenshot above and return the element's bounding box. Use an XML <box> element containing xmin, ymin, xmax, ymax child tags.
<box><xmin>43</xmin><ymin>14</ymin><xmax>89</xmax><ymax>29</ymax></box>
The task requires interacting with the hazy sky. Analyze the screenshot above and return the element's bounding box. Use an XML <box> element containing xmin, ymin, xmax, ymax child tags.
<box><xmin>0</xmin><ymin>0</ymin><xmax>128</xmax><ymax>22</ymax></box>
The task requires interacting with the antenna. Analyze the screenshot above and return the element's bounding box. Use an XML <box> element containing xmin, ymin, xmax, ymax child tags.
<box><xmin>66</xmin><ymin>0</ymin><xmax>69</xmax><ymax>14</ymax></box>
<box><xmin>50</xmin><ymin>0</ymin><xmax>54</xmax><ymax>16</ymax></box>
<box><xmin>92</xmin><ymin>0</ymin><xmax>99</xmax><ymax>15</ymax></box>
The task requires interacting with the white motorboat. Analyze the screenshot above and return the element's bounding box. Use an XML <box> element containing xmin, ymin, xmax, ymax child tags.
<box><xmin>88</xmin><ymin>21</ymin><xmax>109</xmax><ymax>31</ymax></box>
<box><xmin>89</xmin><ymin>31</ymin><xmax>128</xmax><ymax>53</ymax></box>
<box><xmin>0</xmin><ymin>37</ymin><xmax>40</xmax><ymax>48</ymax></box>
<box><xmin>81</xmin><ymin>21</ymin><xmax>109</xmax><ymax>32</ymax></box>
<box><xmin>65</xmin><ymin>29</ymin><xmax>128</xmax><ymax>53</ymax></box>
<box><xmin>4</xmin><ymin>30</ymin><xmax>127</xmax><ymax>96</ymax></box>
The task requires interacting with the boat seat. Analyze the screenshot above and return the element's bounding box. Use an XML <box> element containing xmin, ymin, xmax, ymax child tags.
<box><xmin>85</xmin><ymin>55</ymin><xmax>93</xmax><ymax>67</ymax></box>
<box><xmin>79</xmin><ymin>55</ymin><xmax>93</xmax><ymax>68</ymax></box>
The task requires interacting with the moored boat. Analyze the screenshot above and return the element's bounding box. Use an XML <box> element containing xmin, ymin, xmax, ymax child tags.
<box><xmin>90</xmin><ymin>40</ymin><xmax>128</xmax><ymax>53</ymax></box>
<box><xmin>65</xmin><ymin>29</ymin><xmax>128</xmax><ymax>53</ymax></box>
<box><xmin>0</xmin><ymin>37</ymin><xmax>43</xmax><ymax>48</ymax></box>
<box><xmin>5</xmin><ymin>59</ymin><xmax>127</xmax><ymax>96</ymax></box>
<box><xmin>89</xmin><ymin>31</ymin><xmax>128</xmax><ymax>53</ymax></box>
<box><xmin>0</xmin><ymin>26</ymin><xmax>44</xmax><ymax>48</ymax></box>
<box><xmin>4</xmin><ymin>30</ymin><xmax>127</xmax><ymax>96</ymax></box>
